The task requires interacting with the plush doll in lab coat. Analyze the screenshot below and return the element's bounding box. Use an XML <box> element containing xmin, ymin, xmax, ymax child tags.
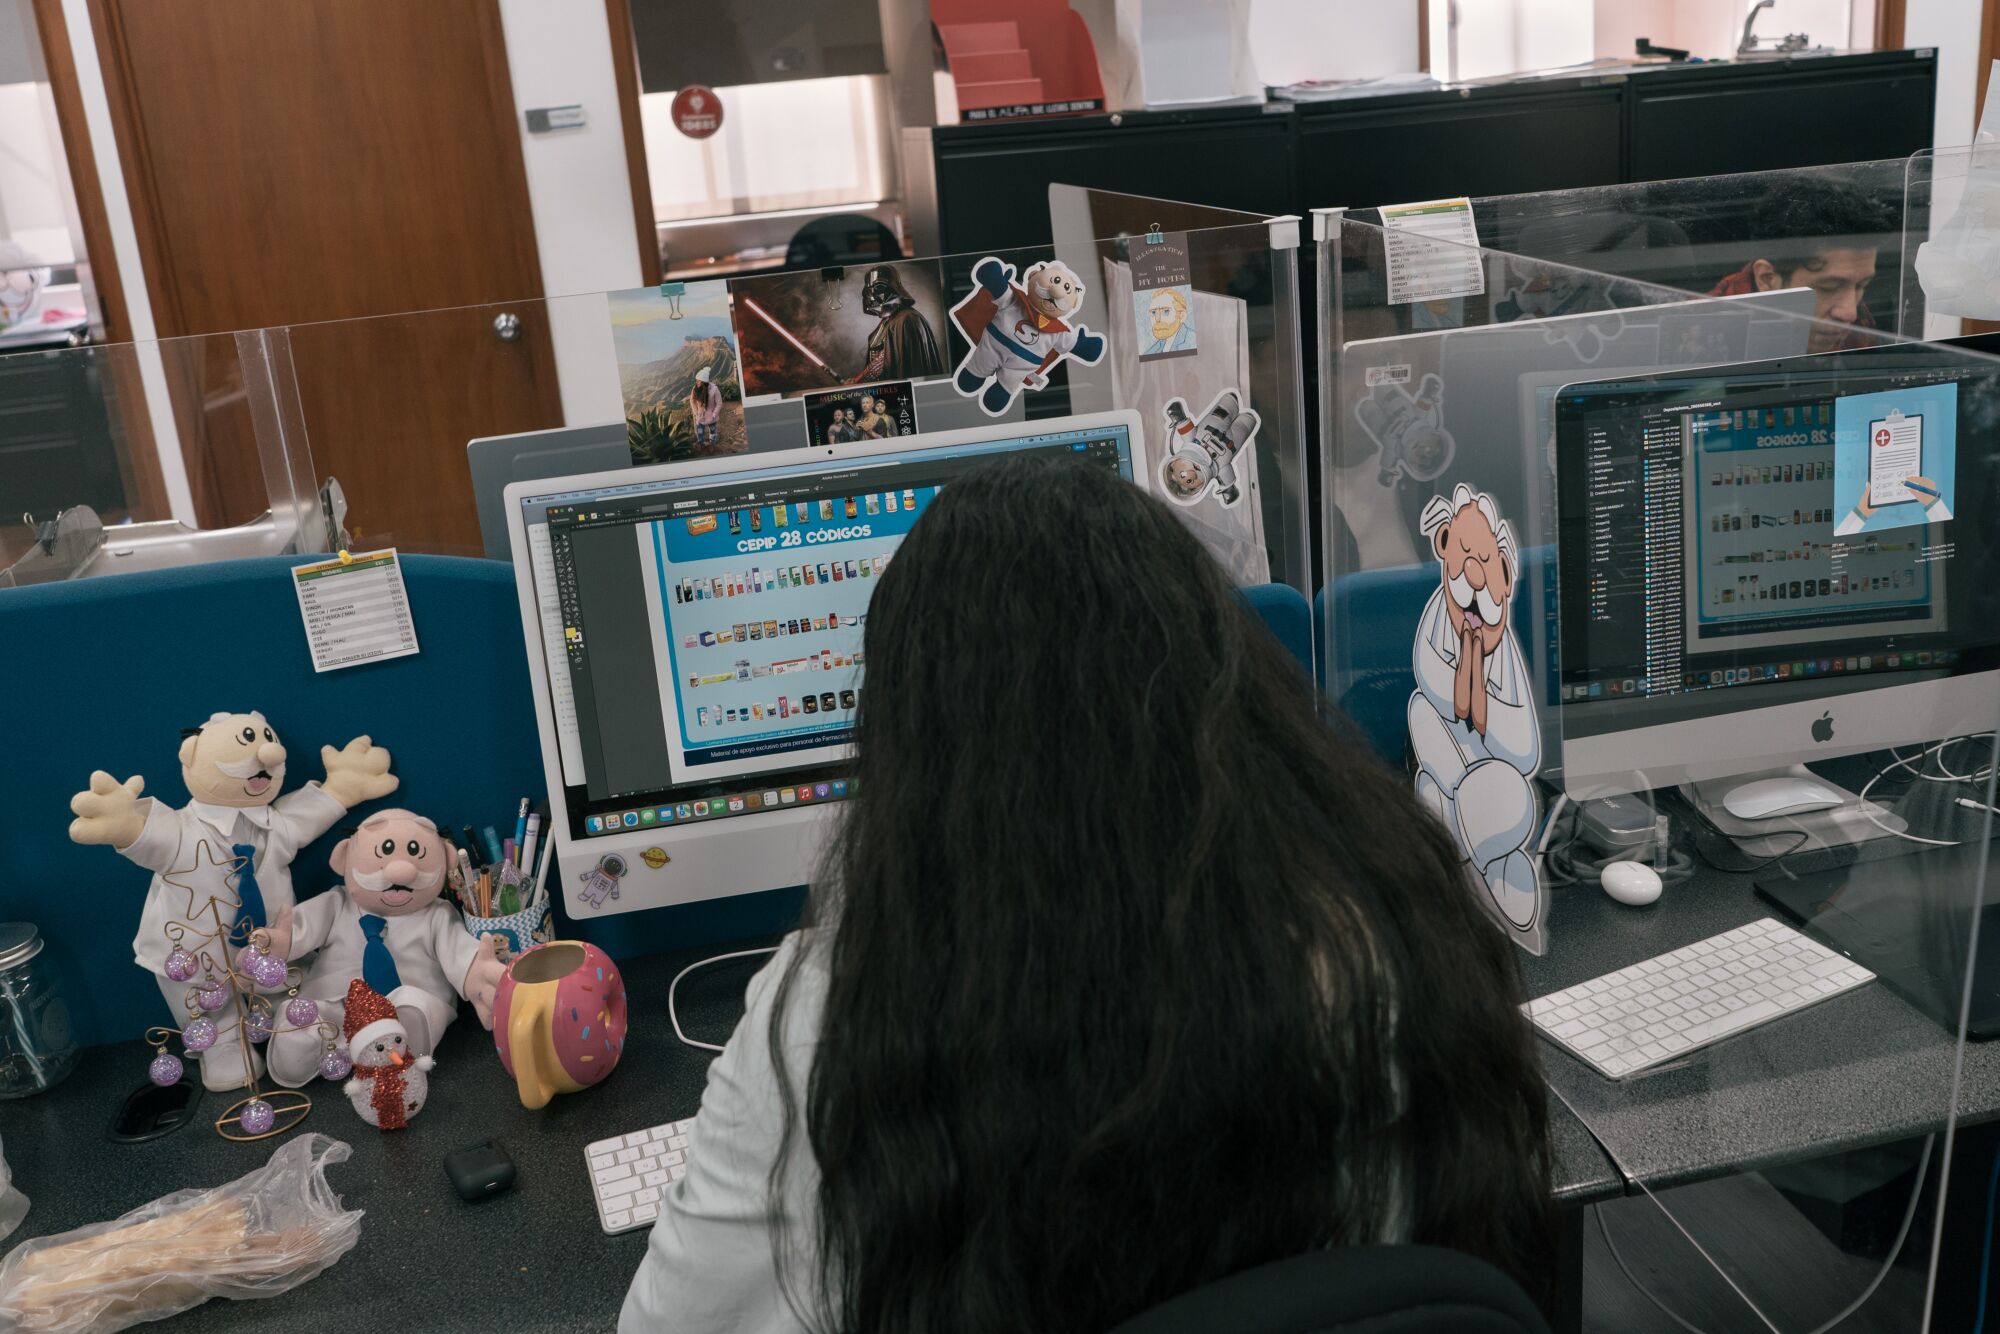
<box><xmin>67</xmin><ymin>712</ymin><xmax>398</xmax><ymax>1090</ymax></box>
<box><xmin>261</xmin><ymin>808</ymin><xmax>506</xmax><ymax>1087</ymax></box>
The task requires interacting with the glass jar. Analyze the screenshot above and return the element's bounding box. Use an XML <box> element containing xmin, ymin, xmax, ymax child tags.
<box><xmin>0</xmin><ymin>924</ymin><xmax>78</xmax><ymax>1098</ymax></box>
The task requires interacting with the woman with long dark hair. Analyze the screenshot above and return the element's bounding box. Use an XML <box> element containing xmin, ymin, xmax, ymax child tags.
<box><xmin>622</xmin><ymin>456</ymin><xmax>1552</xmax><ymax>1334</ymax></box>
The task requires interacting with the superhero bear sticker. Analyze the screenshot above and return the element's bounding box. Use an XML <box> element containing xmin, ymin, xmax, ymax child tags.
<box><xmin>949</xmin><ymin>258</ymin><xmax>1106</xmax><ymax>416</ymax></box>
<box><xmin>1408</xmin><ymin>483</ymin><xmax>1547</xmax><ymax>955</ymax></box>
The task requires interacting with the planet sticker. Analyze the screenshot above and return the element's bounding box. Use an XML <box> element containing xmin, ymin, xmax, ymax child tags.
<box><xmin>641</xmin><ymin>847</ymin><xmax>671</xmax><ymax>869</ymax></box>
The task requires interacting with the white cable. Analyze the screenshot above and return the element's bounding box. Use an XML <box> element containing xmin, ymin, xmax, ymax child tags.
<box><xmin>1858</xmin><ymin>745</ymin><xmax>1974</xmax><ymax>847</ymax></box>
<box><xmin>668</xmin><ymin>947</ymin><xmax>780</xmax><ymax>1052</ymax></box>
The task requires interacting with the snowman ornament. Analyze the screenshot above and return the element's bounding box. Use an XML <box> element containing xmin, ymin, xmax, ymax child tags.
<box><xmin>338</xmin><ymin>977</ymin><xmax>433</xmax><ymax>1131</ymax></box>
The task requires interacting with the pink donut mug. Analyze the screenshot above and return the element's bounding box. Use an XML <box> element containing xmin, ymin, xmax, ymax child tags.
<box><xmin>492</xmin><ymin>941</ymin><xmax>628</xmax><ymax>1109</ymax></box>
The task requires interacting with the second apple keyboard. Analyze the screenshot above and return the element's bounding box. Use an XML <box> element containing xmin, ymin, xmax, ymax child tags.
<box><xmin>586</xmin><ymin>1116</ymin><xmax>695</xmax><ymax>1234</ymax></box>
<box><xmin>1525</xmin><ymin>918</ymin><xmax>1875</xmax><ymax>1079</ymax></box>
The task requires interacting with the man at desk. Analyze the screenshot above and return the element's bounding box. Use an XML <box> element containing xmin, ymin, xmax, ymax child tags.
<box><xmin>1707</xmin><ymin>178</ymin><xmax>1896</xmax><ymax>354</ymax></box>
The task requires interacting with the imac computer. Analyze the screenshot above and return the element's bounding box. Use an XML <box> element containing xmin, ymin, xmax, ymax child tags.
<box><xmin>505</xmin><ymin>411</ymin><xmax>1143</xmax><ymax>918</ymax></box>
<box><xmin>1553</xmin><ymin>342</ymin><xmax>2000</xmax><ymax>840</ymax></box>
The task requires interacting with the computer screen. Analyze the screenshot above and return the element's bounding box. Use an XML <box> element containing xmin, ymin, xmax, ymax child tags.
<box><xmin>1555</xmin><ymin>344</ymin><xmax>2000</xmax><ymax>750</ymax></box>
<box><xmin>513</xmin><ymin>420</ymin><xmax>1136</xmax><ymax>843</ymax></box>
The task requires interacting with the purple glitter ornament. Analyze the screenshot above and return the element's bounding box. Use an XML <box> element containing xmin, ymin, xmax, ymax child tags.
<box><xmin>163</xmin><ymin>948</ymin><xmax>197</xmax><ymax>983</ymax></box>
<box><xmin>183</xmin><ymin>1017</ymin><xmax>218</xmax><ymax>1052</ymax></box>
<box><xmin>239</xmin><ymin>1099</ymin><xmax>275</xmax><ymax>1135</ymax></box>
<box><xmin>285</xmin><ymin>996</ymin><xmax>319</xmax><ymax>1028</ymax></box>
<box><xmin>148</xmin><ymin>1052</ymin><xmax>183</xmax><ymax>1087</ymax></box>
<box><xmin>249</xmin><ymin>951</ymin><xmax>289</xmax><ymax>990</ymax></box>
<box><xmin>319</xmin><ymin>1047</ymin><xmax>352</xmax><ymax>1081</ymax></box>
<box><xmin>246</xmin><ymin>1004</ymin><xmax>273</xmax><ymax>1044</ymax></box>
<box><xmin>194</xmin><ymin>980</ymin><xmax>228</xmax><ymax>1012</ymax></box>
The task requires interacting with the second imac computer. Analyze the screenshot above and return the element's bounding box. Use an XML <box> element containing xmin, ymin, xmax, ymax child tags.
<box><xmin>1554</xmin><ymin>342</ymin><xmax>1999</xmax><ymax>841</ymax></box>
<box><xmin>505</xmin><ymin>412</ymin><xmax>1143</xmax><ymax>918</ymax></box>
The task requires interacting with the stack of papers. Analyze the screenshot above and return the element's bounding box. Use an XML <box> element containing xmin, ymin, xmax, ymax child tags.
<box><xmin>1270</xmin><ymin>73</ymin><xmax>1439</xmax><ymax>102</ymax></box>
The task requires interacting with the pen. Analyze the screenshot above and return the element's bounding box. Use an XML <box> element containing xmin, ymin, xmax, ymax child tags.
<box><xmin>1906</xmin><ymin>480</ymin><xmax>1940</xmax><ymax>498</ymax></box>
<box><xmin>460</xmin><ymin>825</ymin><xmax>482</xmax><ymax>866</ymax></box>
<box><xmin>520</xmin><ymin>813</ymin><xmax>542</xmax><ymax>884</ymax></box>
<box><xmin>513</xmin><ymin>798</ymin><xmax>531</xmax><ymax>867</ymax></box>
<box><xmin>456</xmin><ymin>847</ymin><xmax>475</xmax><ymax>900</ymax></box>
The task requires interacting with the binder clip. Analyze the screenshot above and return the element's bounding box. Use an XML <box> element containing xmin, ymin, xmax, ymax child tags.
<box><xmin>1145</xmin><ymin>222</ymin><xmax>1165</xmax><ymax>245</ymax></box>
<box><xmin>659</xmin><ymin>281</ymin><xmax>686</xmax><ymax>319</ymax></box>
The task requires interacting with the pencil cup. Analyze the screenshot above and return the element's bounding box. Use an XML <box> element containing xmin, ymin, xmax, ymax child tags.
<box><xmin>462</xmin><ymin>900</ymin><xmax>550</xmax><ymax>958</ymax></box>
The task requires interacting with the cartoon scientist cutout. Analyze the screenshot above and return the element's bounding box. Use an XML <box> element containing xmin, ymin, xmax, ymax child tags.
<box><xmin>1408</xmin><ymin>483</ymin><xmax>1547</xmax><ymax>953</ymax></box>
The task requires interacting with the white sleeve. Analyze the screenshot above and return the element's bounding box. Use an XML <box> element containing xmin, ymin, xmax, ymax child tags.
<box><xmin>288</xmin><ymin>890</ymin><xmax>344</xmax><ymax>959</ymax></box>
<box><xmin>119</xmin><ymin>800</ymin><xmax>186</xmax><ymax>875</ymax></box>
<box><xmin>270</xmin><ymin>783</ymin><xmax>347</xmax><ymax>859</ymax></box>
<box><xmin>1927</xmin><ymin>500</ymin><xmax>1952</xmax><ymax>523</ymax></box>
<box><xmin>619</xmin><ymin>932</ymin><xmax>820</xmax><ymax>1334</ymax></box>
<box><xmin>1833</xmin><ymin>509</ymin><xmax>1864</xmax><ymax>537</ymax></box>
<box><xmin>431</xmin><ymin>907</ymin><xmax>481</xmax><ymax>998</ymax></box>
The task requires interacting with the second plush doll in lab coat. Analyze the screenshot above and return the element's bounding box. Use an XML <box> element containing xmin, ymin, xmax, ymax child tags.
<box><xmin>262</xmin><ymin>808</ymin><xmax>506</xmax><ymax>1087</ymax></box>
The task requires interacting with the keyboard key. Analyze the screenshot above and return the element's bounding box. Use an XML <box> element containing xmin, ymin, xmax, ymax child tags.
<box><xmin>633</xmin><ymin>1200</ymin><xmax>659</xmax><ymax>1223</ymax></box>
<box><xmin>602</xmin><ymin>1191</ymin><xmax>634</xmax><ymax>1214</ymax></box>
<box><xmin>605</xmin><ymin>1210</ymin><xmax>630</xmax><ymax>1230</ymax></box>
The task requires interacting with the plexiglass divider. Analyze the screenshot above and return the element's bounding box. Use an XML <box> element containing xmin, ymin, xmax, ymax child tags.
<box><xmin>1318</xmin><ymin>205</ymin><xmax>2000</xmax><ymax>1331</ymax></box>
<box><xmin>3</xmin><ymin>215</ymin><xmax>1312</xmax><ymax>625</ymax></box>
<box><xmin>1348</xmin><ymin>158</ymin><xmax>1926</xmax><ymax>340</ymax></box>
<box><xmin>0</xmin><ymin>327</ymin><xmax>325</xmax><ymax>584</ymax></box>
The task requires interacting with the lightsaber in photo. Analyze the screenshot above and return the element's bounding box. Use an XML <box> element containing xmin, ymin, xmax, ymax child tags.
<box><xmin>739</xmin><ymin>297</ymin><xmax>841</xmax><ymax>385</ymax></box>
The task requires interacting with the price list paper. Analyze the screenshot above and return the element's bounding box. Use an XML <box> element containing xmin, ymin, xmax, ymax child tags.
<box><xmin>291</xmin><ymin>549</ymin><xmax>421</xmax><ymax>672</ymax></box>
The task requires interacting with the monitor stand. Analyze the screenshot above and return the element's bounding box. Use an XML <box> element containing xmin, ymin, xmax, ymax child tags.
<box><xmin>1680</xmin><ymin>764</ymin><xmax>1909</xmax><ymax>856</ymax></box>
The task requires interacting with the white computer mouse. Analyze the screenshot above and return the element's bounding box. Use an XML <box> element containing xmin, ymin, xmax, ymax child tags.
<box><xmin>1600</xmin><ymin>860</ymin><xmax>1663</xmax><ymax>907</ymax></box>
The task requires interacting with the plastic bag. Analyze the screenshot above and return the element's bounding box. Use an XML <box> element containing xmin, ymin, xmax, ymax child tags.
<box><xmin>0</xmin><ymin>1133</ymin><xmax>361</xmax><ymax>1333</ymax></box>
<box><xmin>0</xmin><ymin>1134</ymin><xmax>26</xmax><ymax>1242</ymax></box>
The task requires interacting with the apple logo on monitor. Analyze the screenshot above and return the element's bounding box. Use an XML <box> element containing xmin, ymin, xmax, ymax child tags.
<box><xmin>1812</xmin><ymin>711</ymin><xmax>1835</xmax><ymax>743</ymax></box>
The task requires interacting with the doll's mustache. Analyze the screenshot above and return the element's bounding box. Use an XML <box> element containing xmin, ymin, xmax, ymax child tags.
<box><xmin>352</xmin><ymin>864</ymin><xmax>444</xmax><ymax>892</ymax></box>
<box><xmin>214</xmin><ymin>757</ymin><xmax>284</xmax><ymax>781</ymax></box>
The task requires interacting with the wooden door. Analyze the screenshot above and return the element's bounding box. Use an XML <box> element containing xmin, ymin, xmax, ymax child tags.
<box><xmin>89</xmin><ymin>0</ymin><xmax>564</xmax><ymax>552</ymax></box>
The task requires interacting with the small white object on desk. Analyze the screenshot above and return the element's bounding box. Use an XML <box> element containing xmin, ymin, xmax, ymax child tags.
<box><xmin>1599</xmin><ymin>860</ymin><xmax>1663</xmax><ymax>907</ymax></box>
<box><xmin>587</xmin><ymin>1117</ymin><xmax>696</xmax><ymax>1234</ymax></box>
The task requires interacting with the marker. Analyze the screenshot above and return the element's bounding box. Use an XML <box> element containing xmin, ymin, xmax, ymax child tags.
<box><xmin>460</xmin><ymin>825</ymin><xmax>482</xmax><ymax>867</ymax></box>
<box><xmin>520</xmin><ymin>813</ymin><xmax>542</xmax><ymax>886</ymax></box>
<box><xmin>502</xmin><ymin>837</ymin><xmax>516</xmax><ymax>870</ymax></box>
<box><xmin>513</xmin><ymin>798</ymin><xmax>531</xmax><ymax>866</ymax></box>
<box><xmin>481</xmin><ymin>825</ymin><xmax>504</xmax><ymax>866</ymax></box>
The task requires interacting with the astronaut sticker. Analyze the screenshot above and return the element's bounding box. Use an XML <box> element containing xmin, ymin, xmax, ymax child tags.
<box><xmin>1159</xmin><ymin>389</ymin><xmax>1259</xmax><ymax>509</ymax></box>
<box><xmin>578</xmin><ymin>853</ymin><xmax>627</xmax><ymax>910</ymax></box>
<box><xmin>1355</xmin><ymin>373</ymin><xmax>1455</xmax><ymax>488</ymax></box>
<box><xmin>950</xmin><ymin>257</ymin><xmax>1107</xmax><ymax>416</ymax></box>
<box><xmin>1408</xmin><ymin>483</ymin><xmax>1547</xmax><ymax>955</ymax></box>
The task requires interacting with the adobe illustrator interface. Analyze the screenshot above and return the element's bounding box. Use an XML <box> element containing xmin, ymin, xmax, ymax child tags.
<box><xmin>1557</xmin><ymin>367</ymin><xmax>1972</xmax><ymax>728</ymax></box>
<box><xmin>538</xmin><ymin>431</ymin><xmax>1131</xmax><ymax>836</ymax></box>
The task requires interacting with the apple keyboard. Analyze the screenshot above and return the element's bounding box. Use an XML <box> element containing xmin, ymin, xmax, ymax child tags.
<box><xmin>1525</xmin><ymin>918</ymin><xmax>1875</xmax><ymax>1080</ymax></box>
<box><xmin>586</xmin><ymin>1117</ymin><xmax>695</xmax><ymax>1234</ymax></box>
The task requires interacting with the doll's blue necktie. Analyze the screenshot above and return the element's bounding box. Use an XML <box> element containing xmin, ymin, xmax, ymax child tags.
<box><xmin>229</xmin><ymin>843</ymin><xmax>268</xmax><ymax>930</ymax></box>
<box><xmin>358</xmin><ymin>915</ymin><xmax>402</xmax><ymax>994</ymax></box>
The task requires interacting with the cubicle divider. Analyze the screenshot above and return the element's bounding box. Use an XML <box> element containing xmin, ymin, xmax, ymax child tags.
<box><xmin>1317</xmin><ymin>206</ymin><xmax>2000</xmax><ymax>1329</ymax></box>
<box><xmin>1</xmin><ymin>200</ymin><xmax>1314</xmax><ymax>1052</ymax></box>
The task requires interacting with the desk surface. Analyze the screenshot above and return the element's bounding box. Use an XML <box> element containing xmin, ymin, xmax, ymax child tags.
<box><xmin>1521</xmin><ymin>827</ymin><xmax>2000</xmax><ymax>1191</ymax></box>
<box><xmin>0</xmin><ymin>941</ymin><xmax>1619</xmax><ymax>1330</ymax></box>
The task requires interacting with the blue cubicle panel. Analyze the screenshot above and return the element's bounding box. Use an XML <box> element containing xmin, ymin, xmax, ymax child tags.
<box><xmin>0</xmin><ymin>555</ymin><xmax>1310</xmax><ymax>1050</ymax></box>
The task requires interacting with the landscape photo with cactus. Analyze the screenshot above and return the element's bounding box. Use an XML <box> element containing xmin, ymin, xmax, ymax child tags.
<box><xmin>608</xmin><ymin>281</ymin><xmax>746</xmax><ymax>463</ymax></box>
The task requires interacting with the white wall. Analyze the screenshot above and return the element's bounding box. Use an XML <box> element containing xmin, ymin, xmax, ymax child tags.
<box><xmin>1907</xmin><ymin>0</ymin><xmax>1984</xmax><ymax>149</ymax></box>
<box><xmin>494</xmin><ymin>0</ymin><xmax>643</xmax><ymax>429</ymax></box>
<box><xmin>1250</xmin><ymin>0</ymin><xmax>1421</xmax><ymax>85</ymax></box>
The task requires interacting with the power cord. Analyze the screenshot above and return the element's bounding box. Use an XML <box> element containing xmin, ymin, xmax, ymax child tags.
<box><xmin>1594</xmin><ymin>1134</ymin><xmax>1934</xmax><ymax>1334</ymax></box>
<box><xmin>668</xmin><ymin>947</ymin><xmax>780</xmax><ymax>1052</ymax></box>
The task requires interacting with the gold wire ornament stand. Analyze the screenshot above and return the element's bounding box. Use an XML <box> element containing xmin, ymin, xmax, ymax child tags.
<box><xmin>149</xmin><ymin>837</ymin><xmax>333</xmax><ymax>1142</ymax></box>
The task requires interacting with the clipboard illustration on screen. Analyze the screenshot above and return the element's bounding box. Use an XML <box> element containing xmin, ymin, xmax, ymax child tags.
<box><xmin>1867</xmin><ymin>409</ymin><xmax>1924</xmax><ymax>507</ymax></box>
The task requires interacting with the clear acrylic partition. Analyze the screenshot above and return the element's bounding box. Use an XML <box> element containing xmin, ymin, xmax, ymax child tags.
<box><xmin>123</xmin><ymin>219</ymin><xmax>1312</xmax><ymax>599</ymax></box>
<box><xmin>1319</xmin><ymin>210</ymin><xmax>2000</xmax><ymax>1330</ymax></box>
<box><xmin>0</xmin><ymin>327</ymin><xmax>321</xmax><ymax>584</ymax></box>
<box><xmin>1350</xmin><ymin>158</ymin><xmax>1923</xmax><ymax>338</ymax></box>
<box><xmin>1906</xmin><ymin>144</ymin><xmax>2000</xmax><ymax>337</ymax></box>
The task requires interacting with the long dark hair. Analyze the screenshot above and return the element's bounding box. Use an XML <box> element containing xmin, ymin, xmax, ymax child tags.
<box><xmin>769</xmin><ymin>456</ymin><xmax>1552</xmax><ymax>1332</ymax></box>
